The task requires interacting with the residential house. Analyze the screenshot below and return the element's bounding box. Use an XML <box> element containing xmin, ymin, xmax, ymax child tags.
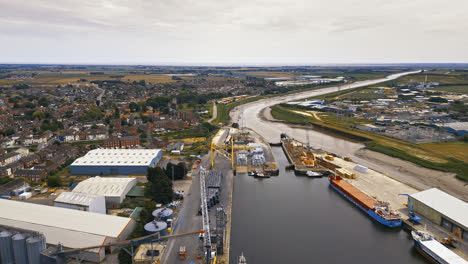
<box><xmin>14</xmin><ymin>169</ymin><xmax>47</xmax><ymax>182</ymax></box>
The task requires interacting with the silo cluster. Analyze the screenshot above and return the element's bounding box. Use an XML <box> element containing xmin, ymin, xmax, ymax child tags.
<box><xmin>0</xmin><ymin>230</ymin><xmax>46</xmax><ymax>264</ymax></box>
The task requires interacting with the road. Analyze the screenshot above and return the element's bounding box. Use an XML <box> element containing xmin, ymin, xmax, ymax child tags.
<box><xmin>162</xmin><ymin>129</ymin><xmax>232</xmax><ymax>264</ymax></box>
<box><xmin>208</xmin><ymin>101</ymin><xmax>217</xmax><ymax>123</ymax></box>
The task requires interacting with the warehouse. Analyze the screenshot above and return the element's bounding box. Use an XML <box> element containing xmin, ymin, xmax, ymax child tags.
<box><xmin>54</xmin><ymin>192</ymin><xmax>106</xmax><ymax>214</ymax></box>
<box><xmin>410</xmin><ymin>188</ymin><xmax>468</xmax><ymax>241</ymax></box>
<box><xmin>72</xmin><ymin>176</ymin><xmax>136</xmax><ymax>208</ymax></box>
<box><xmin>70</xmin><ymin>148</ymin><xmax>162</xmax><ymax>175</ymax></box>
<box><xmin>0</xmin><ymin>199</ymin><xmax>135</xmax><ymax>263</ymax></box>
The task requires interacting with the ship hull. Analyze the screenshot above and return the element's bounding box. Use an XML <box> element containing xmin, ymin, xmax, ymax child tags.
<box><xmin>414</xmin><ymin>240</ymin><xmax>441</xmax><ymax>264</ymax></box>
<box><xmin>329</xmin><ymin>178</ymin><xmax>402</xmax><ymax>227</ymax></box>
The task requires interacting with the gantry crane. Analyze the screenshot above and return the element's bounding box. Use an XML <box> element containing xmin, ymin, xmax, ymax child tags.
<box><xmin>209</xmin><ymin>141</ymin><xmax>254</xmax><ymax>169</ymax></box>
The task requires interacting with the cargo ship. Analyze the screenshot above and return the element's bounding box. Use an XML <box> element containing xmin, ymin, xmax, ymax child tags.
<box><xmin>412</xmin><ymin>230</ymin><xmax>468</xmax><ymax>264</ymax></box>
<box><xmin>328</xmin><ymin>175</ymin><xmax>402</xmax><ymax>227</ymax></box>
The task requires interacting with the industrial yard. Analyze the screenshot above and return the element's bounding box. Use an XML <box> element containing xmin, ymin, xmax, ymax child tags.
<box><xmin>231</xmin><ymin>128</ymin><xmax>278</xmax><ymax>176</ymax></box>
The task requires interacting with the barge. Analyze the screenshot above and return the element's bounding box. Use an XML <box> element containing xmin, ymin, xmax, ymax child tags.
<box><xmin>412</xmin><ymin>230</ymin><xmax>467</xmax><ymax>264</ymax></box>
<box><xmin>280</xmin><ymin>133</ymin><xmax>327</xmax><ymax>175</ymax></box>
<box><xmin>328</xmin><ymin>174</ymin><xmax>402</xmax><ymax>227</ymax></box>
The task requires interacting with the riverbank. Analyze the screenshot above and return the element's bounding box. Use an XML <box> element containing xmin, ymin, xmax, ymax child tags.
<box><xmin>262</xmin><ymin>106</ymin><xmax>468</xmax><ymax>201</ymax></box>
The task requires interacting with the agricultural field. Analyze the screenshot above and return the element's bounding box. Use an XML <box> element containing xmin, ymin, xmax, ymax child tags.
<box><xmin>396</xmin><ymin>71</ymin><xmax>468</xmax><ymax>85</ymax></box>
<box><xmin>429</xmin><ymin>85</ymin><xmax>468</xmax><ymax>94</ymax></box>
<box><xmin>123</xmin><ymin>74</ymin><xmax>192</xmax><ymax>83</ymax></box>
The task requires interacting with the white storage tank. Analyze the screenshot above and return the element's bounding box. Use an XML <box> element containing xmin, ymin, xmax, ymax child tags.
<box><xmin>144</xmin><ymin>220</ymin><xmax>168</xmax><ymax>237</ymax></box>
<box><xmin>12</xmin><ymin>233</ymin><xmax>28</xmax><ymax>264</ymax></box>
<box><xmin>0</xmin><ymin>230</ymin><xmax>14</xmax><ymax>264</ymax></box>
<box><xmin>152</xmin><ymin>208</ymin><xmax>173</xmax><ymax>222</ymax></box>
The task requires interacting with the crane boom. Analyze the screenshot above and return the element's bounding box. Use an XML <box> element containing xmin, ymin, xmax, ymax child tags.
<box><xmin>199</xmin><ymin>166</ymin><xmax>212</xmax><ymax>263</ymax></box>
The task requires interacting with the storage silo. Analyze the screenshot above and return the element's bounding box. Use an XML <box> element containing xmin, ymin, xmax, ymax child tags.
<box><xmin>152</xmin><ymin>208</ymin><xmax>173</xmax><ymax>222</ymax></box>
<box><xmin>0</xmin><ymin>230</ymin><xmax>14</xmax><ymax>264</ymax></box>
<box><xmin>144</xmin><ymin>220</ymin><xmax>168</xmax><ymax>237</ymax></box>
<box><xmin>12</xmin><ymin>233</ymin><xmax>28</xmax><ymax>264</ymax></box>
<box><xmin>26</xmin><ymin>235</ymin><xmax>46</xmax><ymax>264</ymax></box>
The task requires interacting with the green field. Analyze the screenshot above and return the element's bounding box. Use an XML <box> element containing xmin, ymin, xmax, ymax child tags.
<box><xmin>270</xmin><ymin>104</ymin><xmax>468</xmax><ymax>181</ymax></box>
<box><xmin>429</xmin><ymin>85</ymin><xmax>468</xmax><ymax>94</ymax></box>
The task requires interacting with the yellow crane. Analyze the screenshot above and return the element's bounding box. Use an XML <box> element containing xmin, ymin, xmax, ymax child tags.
<box><xmin>209</xmin><ymin>141</ymin><xmax>254</xmax><ymax>169</ymax></box>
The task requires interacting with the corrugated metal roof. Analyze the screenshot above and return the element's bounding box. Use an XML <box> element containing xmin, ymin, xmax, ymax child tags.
<box><xmin>0</xmin><ymin>199</ymin><xmax>133</xmax><ymax>245</ymax></box>
<box><xmin>54</xmin><ymin>192</ymin><xmax>103</xmax><ymax>206</ymax></box>
<box><xmin>411</xmin><ymin>188</ymin><xmax>468</xmax><ymax>229</ymax></box>
<box><xmin>71</xmin><ymin>149</ymin><xmax>161</xmax><ymax>166</ymax></box>
<box><xmin>72</xmin><ymin>176</ymin><xmax>136</xmax><ymax>197</ymax></box>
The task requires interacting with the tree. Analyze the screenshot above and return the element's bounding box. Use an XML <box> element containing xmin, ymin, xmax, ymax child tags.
<box><xmin>145</xmin><ymin>167</ymin><xmax>173</xmax><ymax>204</ymax></box>
<box><xmin>91</xmin><ymin>124</ymin><xmax>99</xmax><ymax>129</ymax></box>
<box><xmin>38</xmin><ymin>97</ymin><xmax>49</xmax><ymax>107</ymax></box>
<box><xmin>232</xmin><ymin>123</ymin><xmax>239</xmax><ymax>128</ymax></box>
<box><xmin>47</xmin><ymin>175</ymin><xmax>62</xmax><ymax>187</ymax></box>
<box><xmin>165</xmin><ymin>162</ymin><xmax>186</xmax><ymax>180</ymax></box>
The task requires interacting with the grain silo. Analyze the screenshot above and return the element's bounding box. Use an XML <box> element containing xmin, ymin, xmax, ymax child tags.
<box><xmin>26</xmin><ymin>235</ymin><xmax>46</xmax><ymax>264</ymax></box>
<box><xmin>0</xmin><ymin>230</ymin><xmax>14</xmax><ymax>264</ymax></box>
<box><xmin>12</xmin><ymin>233</ymin><xmax>28</xmax><ymax>264</ymax></box>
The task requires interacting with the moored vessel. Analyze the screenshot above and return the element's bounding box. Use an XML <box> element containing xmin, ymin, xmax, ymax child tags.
<box><xmin>328</xmin><ymin>174</ymin><xmax>402</xmax><ymax>227</ymax></box>
<box><xmin>412</xmin><ymin>230</ymin><xmax>467</xmax><ymax>264</ymax></box>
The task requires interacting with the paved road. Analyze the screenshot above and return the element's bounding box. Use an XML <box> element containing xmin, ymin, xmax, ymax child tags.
<box><xmin>208</xmin><ymin>101</ymin><xmax>217</xmax><ymax>123</ymax></box>
<box><xmin>162</xmin><ymin>129</ymin><xmax>232</xmax><ymax>264</ymax></box>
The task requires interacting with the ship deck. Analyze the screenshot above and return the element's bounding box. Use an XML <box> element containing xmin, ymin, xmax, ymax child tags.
<box><xmin>421</xmin><ymin>239</ymin><xmax>468</xmax><ymax>264</ymax></box>
<box><xmin>332</xmin><ymin>178</ymin><xmax>376</xmax><ymax>210</ymax></box>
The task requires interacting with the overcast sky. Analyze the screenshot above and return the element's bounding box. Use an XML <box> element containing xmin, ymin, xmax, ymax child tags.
<box><xmin>1</xmin><ymin>0</ymin><xmax>467</xmax><ymax>64</ymax></box>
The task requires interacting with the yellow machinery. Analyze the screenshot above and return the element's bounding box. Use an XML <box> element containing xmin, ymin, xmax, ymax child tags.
<box><xmin>210</xmin><ymin>141</ymin><xmax>254</xmax><ymax>169</ymax></box>
<box><xmin>442</xmin><ymin>228</ymin><xmax>462</xmax><ymax>248</ymax></box>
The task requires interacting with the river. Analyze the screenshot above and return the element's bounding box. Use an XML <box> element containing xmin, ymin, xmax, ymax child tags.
<box><xmin>228</xmin><ymin>70</ymin><xmax>431</xmax><ymax>263</ymax></box>
<box><xmin>229</xmin><ymin>147</ymin><xmax>428</xmax><ymax>264</ymax></box>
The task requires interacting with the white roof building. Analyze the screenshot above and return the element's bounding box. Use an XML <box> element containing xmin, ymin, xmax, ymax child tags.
<box><xmin>70</xmin><ymin>149</ymin><xmax>163</xmax><ymax>175</ymax></box>
<box><xmin>411</xmin><ymin>188</ymin><xmax>468</xmax><ymax>230</ymax></box>
<box><xmin>71</xmin><ymin>149</ymin><xmax>161</xmax><ymax>167</ymax></box>
<box><xmin>54</xmin><ymin>192</ymin><xmax>106</xmax><ymax>214</ymax></box>
<box><xmin>0</xmin><ymin>199</ymin><xmax>135</xmax><ymax>262</ymax></box>
<box><xmin>72</xmin><ymin>177</ymin><xmax>137</xmax><ymax>208</ymax></box>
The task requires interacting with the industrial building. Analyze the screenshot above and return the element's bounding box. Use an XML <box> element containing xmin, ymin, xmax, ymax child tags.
<box><xmin>70</xmin><ymin>148</ymin><xmax>162</xmax><ymax>175</ymax></box>
<box><xmin>410</xmin><ymin>188</ymin><xmax>468</xmax><ymax>241</ymax></box>
<box><xmin>72</xmin><ymin>176</ymin><xmax>136</xmax><ymax>208</ymax></box>
<box><xmin>54</xmin><ymin>192</ymin><xmax>106</xmax><ymax>214</ymax></box>
<box><xmin>0</xmin><ymin>199</ymin><xmax>135</xmax><ymax>263</ymax></box>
